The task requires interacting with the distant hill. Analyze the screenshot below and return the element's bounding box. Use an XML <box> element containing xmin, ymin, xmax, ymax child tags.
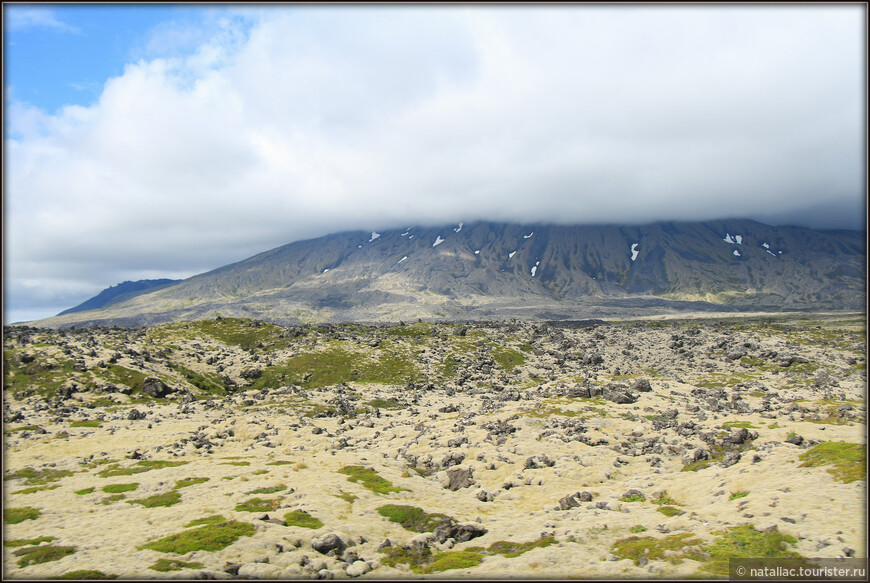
<box><xmin>57</xmin><ymin>279</ymin><xmax>181</xmax><ymax>316</ymax></box>
<box><xmin>39</xmin><ymin>219</ymin><xmax>865</xmax><ymax>328</ymax></box>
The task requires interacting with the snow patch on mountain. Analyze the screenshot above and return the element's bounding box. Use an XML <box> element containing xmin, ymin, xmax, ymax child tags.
<box><xmin>369</xmin><ymin>232</ymin><xmax>381</xmax><ymax>242</ymax></box>
<box><xmin>508</xmin><ymin>251</ymin><xmax>516</xmax><ymax>259</ymax></box>
<box><xmin>733</xmin><ymin>249</ymin><xmax>741</xmax><ymax>257</ymax></box>
<box><xmin>630</xmin><ymin>243</ymin><xmax>640</xmax><ymax>262</ymax></box>
<box><xmin>523</xmin><ymin>232</ymin><xmax>534</xmax><ymax>239</ymax></box>
<box><xmin>454</xmin><ymin>222</ymin><xmax>464</xmax><ymax>233</ymax></box>
<box><xmin>433</xmin><ymin>236</ymin><xmax>445</xmax><ymax>247</ymax></box>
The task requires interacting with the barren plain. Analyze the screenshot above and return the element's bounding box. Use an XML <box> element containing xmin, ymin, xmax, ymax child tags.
<box><xmin>2</xmin><ymin>313</ymin><xmax>866</xmax><ymax>579</ymax></box>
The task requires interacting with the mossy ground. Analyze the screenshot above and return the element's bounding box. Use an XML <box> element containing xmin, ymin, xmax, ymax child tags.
<box><xmin>245</xmin><ymin>484</ymin><xmax>286</xmax><ymax>495</ymax></box>
<box><xmin>339</xmin><ymin>466</ymin><xmax>408</xmax><ymax>494</ymax></box>
<box><xmin>101</xmin><ymin>483</ymin><xmax>138</xmax><ymax>494</ymax></box>
<box><xmin>13</xmin><ymin>544</ymin><xmax>77</xmax><ymax>567</ymax></box>
<box><xmin>184</xmin><ymin>515</ymin><xmax>226</xmax><ymax>527</ymax></box>
<box><xmin>138</xmin><ymin>521</ymin><xmax>255</xmax><ymax>553</ymax></box>
<box><xmin>5</xmin><ymin>506</ymin><xmax>41</xmax><ymax>524</ymax></box>
<box><xmin>376</xmin><ymin>504</ymin><xmax>449</xmax><ymax>532</ymax></box>
<box><xmin>5</xmin><ymin>536</ymin><xmax>57</xmax><ymax>547</ymax></box>
<box><xmin>798</xmin><ymin>442</ymin><xmax>866</xmax><ymax>483</ymax></box>
<box><xmin>49</xmin><ymin>570</ymin><xmax>116</xmax><ymax>579</ymax></box>
<box><xmin>149</xmin><ymin>558</ymin><xmax>205</xmax><ymax>572</ymax></box>
<box><xmin>701</xmin><ymin>525</ymin><xmax>802</xmax><ymax>575</ymax></box>
<box><xmin>235</xmin><ymin>497</ymin><xmax>281</xmax><ymax>512</ymax></box>
<box><xmin>283</xmin><ymin>510</ymin><xmax>324</xmax><ymax>529</ymax></box>
<box><xmin>174</xmin><ymin>477</ymin><xmax>210</xmax><ymax>489</ymax></box>
<box><xmin>126</xmin><ymin>490</ymin><xmax>181</xmax><ymax>508</ymax></box>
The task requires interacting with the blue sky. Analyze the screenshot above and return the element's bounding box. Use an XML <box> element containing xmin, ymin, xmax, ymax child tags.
<box><xmin>3</xmin><ymin>4</ymin><xmax>866</xmax><ymax>323</ymax></box>
<box><xmin>5</xmin><ymin>4</ymin><xmax>202</xmax><ymax>114</ymax></box>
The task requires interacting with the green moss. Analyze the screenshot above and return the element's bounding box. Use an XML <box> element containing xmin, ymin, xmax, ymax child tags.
<box><xmin>381</xmin><ymin>546</ymin><xmax>484</xmax><ymax>574</ymax></box>
<box><xmin>335</xmin><ymin>492</ymin><xmax>357</xmax><ymax>504</ymax></box>
<box><xmin>220</xmin><ymin>461</ymin><xmax>250</xmax><ymax>467</ymax></box>
<box><xmin>630</xmin><ymin>525</ymin><xmax>648</xmax><ymax>534</ymax></box>
<box><xmin>97</xmin><ymin>459</ymin><xmax>188</xmax><ymax>478</ymax></box>
<box><xmin>245</xmin><ymin>484</ymin><xmax>286</xmax><ymax>495</ymax></box>
<box><xmin>5</xmin><ymin>466</ymin><xmax>74</xmax><ymax>485</ymax></box>
<box><xmin>5</xmin><ymin>536</ymin><xmax>57</xmax><ymax>547</ymax></box>
<box><xmin>127</xmin><ymin>490</ymin><xmax>181</xmax><ymax>508</ymax></box>
<box><xmin>377</xmin><ymin>504</ymin><xmax>449</xmax><ymax>532</ymax></box>
<box><xmin>266</xmin><ymin>460</ymin><xmax>294</xmax><ymax>466</ymax></box>
<box><xmin>138</xmin><ymin>520</ymin><xmax>255</xmax><ymax>553</ymax></box>
<box><xmin>6</xmin><ymin>424</ymin><xmax>44</xmax><ymax>433</ymax></box>
<box><xmin>101</xmin><ymin>483</ymin><xmax>139</xmax><ymax>494</ymax></box>
<box><xmin>74</xmin><ymin>487</ymin><xmax>95</xmax><ymax>495</ymax></box>
<box><xmin>651</xmin><ymin>492</ymin><xmax>679</xmax><ymax>506</ymax></box>
<box><xmin>12</xmin><ymin>484</ymin><xmax>61</xmax><ymax>495</ymax></box>
<box><xmin>491</xmin><ymin>346</ymin><xmax>525</xmax><ymax>372</ymax></box>
<box><xmin>235</xmin><ymin>497</ymin><xmax>280</xmax><ymax>512</ymax></box>
<box><xmin>611</xmin><ymin>533</ymin><xmax>706</xmax><ymax>566</ymax></box>
<box><xmin>798</xmin><ymin>442</ymin><xmax>866</xmax><ymax>483</ymax></box>
<box><xmin>701</xmin><ymin>525</ymin><xmax>801</xmax><ymax>575</ymax></box>
<box><xmin>174</xmin><ymin>477</ymin><xmax>210</xmax><ymax>489</ymax></box>
<box><xmin>485</xmin><ymin>536</ymin><xmax>556</xmax><ymax>558</ymax></box>
<box><xmin>657</xmin><ymin>506</ymin><xmax>683</xmax><ymax>517</ymax></box>
<box><xmin>171</xmin><ymin>363</ymin><xmax>227</xmax><ymax>395</ymax></box>
<box><xmin>283</xmin><ymin>510</ymin><xmax>324</xmax><ymax>529</ymax></box>
<box><xmin>149</xmin><ymin>558</ymin><xmax>205</xmax><ymax>572</ymax></box>
<box><xmin>722</xmin><ymin>421</ymin><xmax>759</xmax><ymax>429</ymax></box>
<box><xmin>339</xmin><ymin>466</ymin><xmax>408</xmax><ymax>494</ymax></box>
<box><xmin>423</xmin><ymin>550</ymin><xmax>484</xmax><ymax>573</ymax></box>
<box><xmin>5</xmin><ymin>506</ymin><xmax>40</xmax><ymax>524</ymax></box>
<box><xmin>184</xmin><ymin>515</ymin><xmax>226</xmax><ymax>528</ymax></box>
<box><xmin>49</xmin><ymin>570</ymin><xmax>116</xmax><ymax>579</ymax></box>
<box><xmin>13</xmin><ymin>544</ymin><xmax>77</xmax><ymax>567</ymax></box>
<box><xmin>729</xmin><ymin>490</ymin><xmax>749</xmax><ymax>501</ymax></box>
<box><xmin>101</xmin><ymin>494</ymin><xmax>127</xmax><ymax>505</ymax></box>
<box><xmin>620</xmin><ymin>494</ymin><xmax>646</xmax><ymax>503</ymax></box>
<box><xmin>70</xmin><ymin>420</ymin><xmax>102</xmax><ymax>428</ymax></box>
<box><xmin>366</xmin><ymin>397</ymin><xmax>402</xmax><ymax>409</ymax></box>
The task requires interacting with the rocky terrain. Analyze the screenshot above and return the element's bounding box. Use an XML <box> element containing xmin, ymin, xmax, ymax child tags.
<box><xmin>31</xmin><ymin>219</ymin><xmax>866</xmax><ymax>328</ymax></box>
<box><xmin>2</xmin><ymin>312</ymin><xmax>866</xmax><ymax>579</ymax></box>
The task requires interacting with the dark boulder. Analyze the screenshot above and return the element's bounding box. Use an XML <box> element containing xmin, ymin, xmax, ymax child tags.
<box><xmin>142</xmin><ymin>378</ymin><xmax>173</xmax><ymax>398</ymax></box>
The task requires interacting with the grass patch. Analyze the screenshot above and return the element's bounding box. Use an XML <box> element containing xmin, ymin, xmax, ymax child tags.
<box><xmin>335</xmin><ymin>492</ymin><xmax>357</xmax><ymax>504</ymax></box>
<box><xmin>49</xmin><ymin>570</ymin><xmax>116</xmax><ymax>579</ymax></box>
<box><xmin>74</xmin><ymin>487</ymin><xmax>95</xmax><ymax>496</ymax></box>
<box><xmin>701</xmin><ymin>525</ymin><xmax>802</xmax><ymax>575</ymax></box>
<box><xmin>70</xmin><ymin>420</ymin><xmax>102</xmax><ymax>428</ymax></box>
<box><xmin>246</xmin><ymin>484</ymin><xmax>286</xmax><ymax>495</ymax></box>
<box><xmin>184</xmin><ymin>515</ymin><xmax>226</xmax><ymax>528</ymax></box>
<box><xmin>5</xmin><ymin>506</ymin><xmax>41</xmax><ymax>524</ymax></box>
<box><xmin>798</xmin><ymin>442</ymin><xmax>866</xmax><ymax>484</ymax></box>
<box><xmin>611</xmin><ymin>532</ymin><xmax>706</xmax><ymax>566</ymax></box>
<box><xmin>657</xmin><ymin>506</ymin><xmax>683</xmax><ymax>517</ymax></box>
<box><xmin>723</xmin><ymin>421</ymin><xmax>759</xmax><ymax>429</ymax></box>
<box><xmin>5</xmin><ymin>466</ymin><xmax>74</xmax><ymax>486</ymax></box>
<box><xmin>482</xmin><ymin>536</ymin><xmax>557</xmax><ymax>558</ymax></box>
<box><xmin>366</xmin><ymin>397</ymin><xmax>402</xmax><ymax>409</ymax></box>
<box><xmin>729</xmin><ymin>490</ymin><xmax>749</xmax><ymax>501</ymax></box>
<box><xmin>377</xmin><ymin>504</ymin><xmax>449</xmax><ymax>533</ymax></box>
<box><xmin>339</xmin><ymin>466</ymin><xmax>408</xmax><ymax>494</ymax></box>
<box><xmin>101</xmin><ymin>494</ymin><xmax>127</xmax><ymax>505</ymax></box>
<box><xmin>149</xmin><ymin>558</ymin><xmax>205</xmax><ymax>572</ymax></box>
<box><xmin>12</xmin><ymin>484</ymin><xmax>60</xmax><ymax>495</ymax></box>
<box><xmin>127</xmin><ymin>490</ymin><xmax>181</xmax><ymax>508</ymax></box>
<box><xmin>235</xmin><ymin>497</ymin><xmax>281</xmax><ymax>512</ymax></box>
<box><xmin>266</xmin><ymin>460</ymin><xmax>294</xmax><ymax>466</ymax></box>
<box><xmin>138</xmin><ymin>520</ymin><xmax>255</xmax><ymax>553</ymax></box>
<box><xmin>5</xmin><ymin>536</ymin><xmax>57</xmax><ymax>548</ymax></box>
<box><xmin>220</xmin><ymin>461</ymin><xmax>250</xmax><ymax>467</ymax></box>
<box><xmin>620</xmin><ymin>494</ymin><xmax>646</xmax><ymax>503</ymax></box>
<box><xmin>381</xmin><ymin>546</ymin><xmax>484</xmax><ymax>573</ymax></box>
<box><xmin>102</xmin><ymin>483</ymin><xmax>138</xmax><ymax>494</ymax></box>
<box><xmin>13</xmin><ymin>544</ymin><xmax>77</xmax><ymax>567</ymax></box>
<box><xmin>283</xmin><ymin>510</ymin><xmax>324</xmax><ymax>529</ymax></box>
<box><xmin>630</xmin><ymin>525</ymin><xmax>648</xmax><ymax>534</ymax></box>
<box><xmin>491</xmin><ymin>346</ymin><xmax>525</xmax><ymax>372</ymax></box>
<box><xmin>97</xmin><ymin>459</ymin><xmax>188</xmax><ymax>478</ymax></box>
<box><xmin>174</xmin><ymin>477</ymin><xmax>209</xmax><ymax>489</ymax></box>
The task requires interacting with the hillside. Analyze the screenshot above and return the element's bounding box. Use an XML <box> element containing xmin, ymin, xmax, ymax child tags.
<box><xmin>33</xmin><ymin>219</ymin><xmax>865</xmax><ymax>328</ymax></box>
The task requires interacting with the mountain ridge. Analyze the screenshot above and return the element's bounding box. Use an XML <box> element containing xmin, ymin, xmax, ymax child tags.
<box><xmin>32</xmin><ymin>219</ymin><xmax>866</xmax><ymax>328</ymax></box>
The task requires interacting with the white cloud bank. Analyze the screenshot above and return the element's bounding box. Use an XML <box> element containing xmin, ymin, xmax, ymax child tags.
<box><xmin>4</xmin><ymin>4</ymin><xmax>866</xmax><ymax>322</ymax></box>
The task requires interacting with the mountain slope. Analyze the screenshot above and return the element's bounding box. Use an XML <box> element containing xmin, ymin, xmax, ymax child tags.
<box><xmin>57</xmin><ymin>279</ymin><xmax>182</xmax><ymax>316</ymax></box>
<box><xmin>36</xmin><ymin>219</ymin><xmax>865</xmax><ymax>328</ymax></box>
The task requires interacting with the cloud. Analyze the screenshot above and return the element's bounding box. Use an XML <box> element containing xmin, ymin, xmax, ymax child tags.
<box><xmin>4</xmin><ymin>4</ymin><xmax>866</xmax><ymax>321</ymax></box>
<box><xmin>4</xmin><ymin>7</ymin><xmax>80</xmax><ymax>33</ymax></box>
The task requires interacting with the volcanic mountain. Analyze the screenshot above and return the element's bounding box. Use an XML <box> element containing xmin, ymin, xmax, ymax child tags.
<box><xmin>33</xmin><ymin>219</ymin><xmax>866</xmax><ymax>328</ymax></box>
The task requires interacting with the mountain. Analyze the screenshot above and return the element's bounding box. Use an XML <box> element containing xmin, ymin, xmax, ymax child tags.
<box><xmin>57</xmin><ymin>279</ymin><xmax>182</xmax><ymax>316</ymax></box>
<box><xmin>34</xmin><ymin>219</ymin><xmax>866</xmax><ymax>328</ymax></box>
